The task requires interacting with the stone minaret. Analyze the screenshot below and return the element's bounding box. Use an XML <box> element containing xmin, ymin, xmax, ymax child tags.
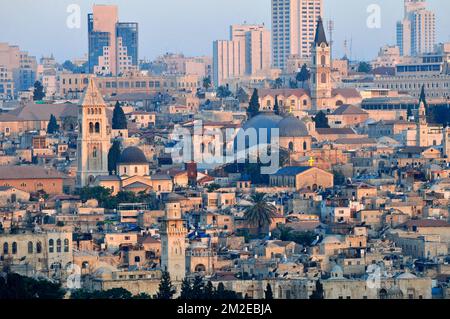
<box><xmin>160</xmin><ymin>200</ymin><xmax>187</xmax><ymax>281</ymax></box>
<box><xmin>310</xmin><ymin>16</ymin><xmax>332</xmax><ymax>111</ymax></box>
<box><xmin>76</xmin><ymin>77</ymin><xmax>111</xmax><ymax>188</ymax></box>
<box><xmin>443</xmin><ymin>126</ymin><xmax>450</xmax><ymax>158</ymax></box>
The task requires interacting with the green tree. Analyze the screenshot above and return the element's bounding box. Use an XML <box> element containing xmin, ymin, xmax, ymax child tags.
<box><xmin>0</xmin><ymin>272</ymin><xmax>65</xmax><ymax>299</ymax></box>
<box><xmin>214</xmin><ymin>282</ymin><xmax>241</xmax><ymax>300</ymax></box>
<box><xmin>247</xmin><ymin>88</ymin><xmax>260</xmax><ymax>119</ymax></box>
<box><xmin>204</xmin><ymin>281</ymin><xmax>215</xmax><ymax>300</ymax></box>
<box><xmin>273</xmin><ymin>95</ymin><xmax>281</xmax><ymax>115</ymax></box>
<box><xmin>236</xmin><ymin>87</ymin><xmax>249</xmax><ymax>104</ymax></box>
<box><xmin>179</xmin><ymin>277</ymin><xmax>192</xmax><ymax>300</ymax></box>
<box><xmin>191</xmin><ymin>276</ymin><xmax>205</xmax><ymax>299</ymax></box>
<box><xmin>156</xmin><ymin>271</ymin><xmax>176</xmax><ymax>300</ymax></box>
<box><xmin>206</xmin><ymin>183</ymin><xmax>221</xmax><ymax>193</ymax></box>
<box><xmin>47</xmin><ymin>114</ymin><xmax>59</xmax><ymax>134</ymax></box>
<box><xmin>296</xmin><ymin>64</ymin><xmax>311</xmax><ymax>88</ymax></box>
<box><xmin>78</xmin><ymin>186</ymin><xmax>113</xmax><ymax>207</ymax></box>
<box><xmin>112</xmin><ymin>101</ymin><xmax>127</xmax><ymax>130</ymax></box>
<box><xmin>107</xmin><ymin>139</ymin><xmax>121</xmax><ymax>175</ymax></box>
<box><xmin>244</xmin><ymin>192</ymin><xmax>278</xmax><ymax>237</ymax></box>
<box><xmin>216</xmin><ymin>85</ymin><xmax>232</xmax><ymax>98</ymax></box>
<box><xmin>313</xmin><ymin>111</ymin><xmax>330</xmax><ymax>128</ymax></box>
<box><xmin>33</xmin><ymin>81</ymin><xmax>45</xmax><ymax>101</ymax></box>
<box><xmin>264</xmin><ymin>283</ymin><xmax>274</xmax><ymax>299</ymax></box>
<box><xmin>272</xmin><ymin>78</ymin><xmax>283</xmax><ymax>89</ymax></box>
<box><xmin>202</xmin><ymin>76</ymin><xmax>212</xmax><ymax>90</ymax></box>
<box><xmin>357</xmin><ymin>61</ymin><xmax>372</xmax><ymax>73</ymax></box>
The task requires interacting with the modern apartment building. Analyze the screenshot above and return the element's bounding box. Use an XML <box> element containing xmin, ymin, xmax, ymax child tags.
<box><xmin>0</xmin><ymin>43</ymin><xmax>37</xmax><ymax>97</ymax></box>
<box><xmin>213</xmin><ymin>24</ymin><xmax>271</xmax><ymax>86</ymax></box>
<box><xmin>271</xmin><ymin>0</ymin><xmax>323</xmax><ymax>69</ymax></box>
<box><xmin>88</xmin><ymin>5</ymin><xmax>138</xmax><ymax>76</ymax></box>
<box><xmin>396</xmin><ymin>0</ymin><xmax>435</xmax><ymax>56</ymax></box>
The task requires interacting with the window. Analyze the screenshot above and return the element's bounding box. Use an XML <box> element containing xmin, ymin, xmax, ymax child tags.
<box><xmin>36</xmin><ymin>241</ymin><xmax>42</xmax><ymax>253</ymax></box>
<box><xmin>95</xmin><ymin>122</ymin><xmax>100</xmax><ymax>133</ymax></box>
<box><xmin>93</xmin><ymin>147</ymin><xmax>97</xmax><ymax>158</ymax></box>
<box><xmin>12</xmin><ymin>242</ymin><xmax>17</xmax><ymax>254</ymax></box>
<box><xmin>56</xmin><ymin>239</ymin><xmax>62</xmax><ymax>253</ymax></box>
<box><xmin>3</xmin><ymin>242</ymin><xmax>8</xmax><ymax>254</ymax></box>
<box><xmin>28</xmin><ymin>241</ymin><xmax>33</xmax><ymax>254</ymax></box>
<box><xmin>49</xmin><ymin>239</ymin><xmax>54</xmax><ymax>253</ymax></box>
<box><xmin>321</xmin><ymin>73</ymin><xmax>327</xmax><ymax>84</ymax></box>
<box><xmin>89</xmin><ymin>122</ymin><xmax>94</xmax><ymax>133</ymax></box>
<box><xmin>64</xmin><ymin>239</ymin><xmax>69</xmax><ymax>252</ymax></box>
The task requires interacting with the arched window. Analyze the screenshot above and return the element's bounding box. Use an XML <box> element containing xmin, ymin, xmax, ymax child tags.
<box><xmin>321</xmin><ymin>73</ymin><xmax>327</xmax><ymax>84</ymax></box>
<box><xmin>64</xmin><ymin>239</ymin><xmax>69</xmax><ymax>253</ymax></box>
<box><xmin>56</xmin><ymin>239</ymin><xmax>62</xmax><ymax>253</ymax></box>
<box><xmin>89</xmin><ymin>122</ymin><xmax>94</xmax><ymax>133</ymax></box>
<box><xmin>36</xmin><ymin>241</ymin><xmax>42</xmax><ymax>253</ymax></box>
<box><xmin>3</xmin><ymin>242</ymin><xmax>8</xmax><ymax>254</ymax></box>
<box><xmin>49</xmin><ymin>239</ymin><xmax>54</xmax><ymax>253</ymax></box>
<box><xmin>288</xmin><ymin>142</ymin><xmax>294</xmax><ymax>151</ymax></box>
<box><xmin>95</xmin><ymin>122</ymin><xmax>100</xmax><ymax>133</ymax></box>
<box><xmin>134</xmin><ymin>256</ymin><xmax>141</xmax><ymax>263</ymax></box>
<box><xmin>93</xmin><ymin>147</ymin><xmax>97</xmax><ymax>158</ymax></box>
<box><xmin>321</xmin><ymin>55</ymin><xmax>326</xmax><ymax>65</ymax></box>
<box><xmin>28</xmin><ymin>241</ymin><xmax>33</xmax><ymax>254</ymax></box>
<box><xmin>134</xmin><ymin>167</ymin><xmax>138</xmax><ymax>174</ymax></box>
<box><xmin>12</xmin><ymin>242</ymin><xmax>17</xmax><ymax>254</ymax></box>
<box><xmin>303</xmin><ymin>141</ymin><xmax>307</xmax><ymax>150</ymax></box>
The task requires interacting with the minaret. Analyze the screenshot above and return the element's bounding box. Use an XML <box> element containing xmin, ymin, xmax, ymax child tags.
<box><xmin>416</xmin><ymin>85</ymin><xmax>428</xmax><ymax>147</ymax></box>
<box><xmin>443</xmin><ymin>126</ymin><xmax>450</xmax><ymax>158</ymax></box>
<box><xmin>160</xmin><ymin>200</ymin><xmax>187</xmax><ymax>281</ymax></box>
<box><xmin>76</xmin><ymin>77</ymin><xmax>111</xmax><ymax>188</ymax></box>
<box><xmin>310</xmin><ymin>16</ymin><xmax>332</xmax><ymax>111</ymax></box>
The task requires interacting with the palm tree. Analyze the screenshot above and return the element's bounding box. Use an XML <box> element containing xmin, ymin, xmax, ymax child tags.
<box><xmin>244</xmin><ymin>193</ymin><xmax>278</xmax><ymax>237</ymax></box>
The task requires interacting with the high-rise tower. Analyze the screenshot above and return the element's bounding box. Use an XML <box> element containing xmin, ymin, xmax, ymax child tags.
<box><xmin>76</xmin><ymin>77</ymin><xmax>111</xmax><ymax>188</ymax></box>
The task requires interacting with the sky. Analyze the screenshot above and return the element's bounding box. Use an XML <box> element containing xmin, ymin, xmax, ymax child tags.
<box><xmin>0</xmin><ymin>0</ymin><xmax>449</xmax><ymax>62</ymax></box>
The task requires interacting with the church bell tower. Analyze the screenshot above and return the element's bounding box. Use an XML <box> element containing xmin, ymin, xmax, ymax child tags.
<box><xmin>310</xmin><ymin>16</ymin><xmax>332</xmax><ymax>111</ymax></box>
<box><xmin>76</xmin><ymin>77</ymin><xmax>111</xmax><ymax>188</ymax></box>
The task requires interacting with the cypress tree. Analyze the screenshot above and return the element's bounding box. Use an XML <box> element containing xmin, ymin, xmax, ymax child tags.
<box><xmin>264</xmin><ymin>283</ymin><xmax>274</xmax><ymax>299</ymax></box>
<box><xmin>107</xmin><ymin>140</ymin><xmax>121</xmax><ymax>175</ymax></box>
<box><xmin>112</xmin><ymin>101</ymin><xmax>127</xmax><ymax>130</ymax></box>
<box><xmin>247</xmin><ymin>88</ymin><xmax>260</xmax><ymax>119</ymax></box>
<box><xmin>156</xmin><ymin>271</ymin><xmax>176</xmax><ymax>300</ymax></box>
<box><xmin>47</xmin><ymin>114</ymin><xmax>59</xmax><ymax>134</ymax></box>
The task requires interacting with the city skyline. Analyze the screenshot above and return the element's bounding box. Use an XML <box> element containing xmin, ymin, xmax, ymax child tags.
<box><xmin>1</xmin><ymin>0</ymin><xmax>450</xmax><ymax>63</ymax></box>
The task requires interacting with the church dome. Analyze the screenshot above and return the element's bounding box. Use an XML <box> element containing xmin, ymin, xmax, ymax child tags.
<box><xmin>278</xmin><ymin>116</ymin><xmax>309</xmax><ymax>137</ymax></box>
<box><xmin>237</xmin><ymin>113</ymin><xmax>283</xmax><ymax>147</ymax></box>
<box><xmin>118</xmin><ymin>147</ymin><xmax>147</xmax><ymax>164</ymax></box>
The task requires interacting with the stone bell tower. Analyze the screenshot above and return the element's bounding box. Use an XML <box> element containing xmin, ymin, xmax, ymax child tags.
<box><xmin>76</xmin><ymin>77</ymin><xmax>111</xmax><ymax>188</ymax></box>
<box><xmin>160</xmin><ymin>199</ymin><xmax>187</xmax><ymax>281</ymax></box>
<box><xmin>310</xmin><ymin>16</ymin><xmax>332</xmax><ymax>111</ymax></box>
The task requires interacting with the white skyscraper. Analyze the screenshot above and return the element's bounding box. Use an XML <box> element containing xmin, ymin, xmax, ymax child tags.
<box><xmin>396</xmin><ymin>0</ymin><xmax>435</xmax><ymax>56</ymax></box>
<box><xmin>271</xmin><ymin>0</ymin><xmax>323</xmax><ymax>69</ymax></box>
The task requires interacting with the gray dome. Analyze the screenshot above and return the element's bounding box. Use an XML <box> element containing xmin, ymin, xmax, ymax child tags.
<box><xmin>243</xmin><ymin>113</ymin><xmax>283</xmax><ymax>132</ymax></box>
<box><xmin>239</xmin><ymin>113</ymin><xmax>283</xmax><ymax>146</ymax></box>
<box><xmin>118</xmin><ymin>147</ymin><xmax>147</xmax><ymax>164</ymax></box>
<box><xmin>278</xmin><ymin>116</ymin><xmax>309</xmax><ymax>137</ymax></box>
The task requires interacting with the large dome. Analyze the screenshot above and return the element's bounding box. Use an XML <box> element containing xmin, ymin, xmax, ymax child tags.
<box><xmin>278</xmin><ymin>116</ymin><xmax>309</xmax><ymax>137</ymax></box>
<box><xmin>118</xmin><ymin>146</ymin><xmax>148</xmax><ymax>164</ymax></box>
<box><xmin>240</xmin><ymin>113</ymin><xmax>283</xmax><ymax>145</ymax></box>
<box><xmin>242</xmin><ymin>113</ymin><xmax>283</xmax><ymax>132</ymax></box>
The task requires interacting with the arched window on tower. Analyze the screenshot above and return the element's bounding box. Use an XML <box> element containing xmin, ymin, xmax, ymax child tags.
<box><xmin>64</xmin><ymin>239</ymin><xmax>69</xmax><ymax>252</ymax></box>
<box><xmin>321</xmin><ymin>73</ymin><xmax>327</xmax><ymax>84</ymax></box>
<box><xmin>93</xmin><ymin>147</ymin><xmax>98</xmax><ymax>158</ymax></box>
<box><xmin>321</xmin><ymin>55</ymin><xmax>326</xmax><ymax>65</ymax></box>
<box><xmin>95</xmin><ymin>122</ymin><xmax>100</xmax><ymax>133</ymax></box>
<box><xmin>89</xmin><ymin>122</ymin><xmax>94</xmax><ymax>133</ymax></box>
